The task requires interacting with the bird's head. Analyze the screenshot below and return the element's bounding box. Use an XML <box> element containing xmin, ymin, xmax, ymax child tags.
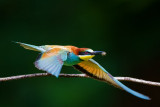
<box><xmin>78</xmin><ymin>48</ymin><xmax>106</xmax><ymax>61</ymax></box>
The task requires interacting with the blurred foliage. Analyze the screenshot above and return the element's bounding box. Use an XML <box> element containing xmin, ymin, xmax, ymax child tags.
<box><xmin>0</xmin><ymin>0</ymin><xmax>160</xmax><ymax>107</ymax></box>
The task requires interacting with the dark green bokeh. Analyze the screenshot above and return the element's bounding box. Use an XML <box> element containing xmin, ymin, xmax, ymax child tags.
<box><xmin>0</xmin><ymin>0</ymin><xmax>160</xmax><ymax>107</ymax></box>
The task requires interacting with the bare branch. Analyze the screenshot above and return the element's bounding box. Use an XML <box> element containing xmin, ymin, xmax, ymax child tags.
<box><xmin>0</xmin><ymin>73</ymin><xmax>160</xmax><ymax>86</ymax></box>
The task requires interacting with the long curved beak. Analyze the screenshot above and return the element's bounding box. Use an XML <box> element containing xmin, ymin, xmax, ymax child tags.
<box><xmin>92</xmin><ymin>51</ymin><xmax>106</xmax><ymax>56</ymax></box>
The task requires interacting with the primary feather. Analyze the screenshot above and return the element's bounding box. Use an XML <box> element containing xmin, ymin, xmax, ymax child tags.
<box><xmin>73</xmin><ymin>59</ymin><xmax>150</xmax><ymax>100</ymax></box>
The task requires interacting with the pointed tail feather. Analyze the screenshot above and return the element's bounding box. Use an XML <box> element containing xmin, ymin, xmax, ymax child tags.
<box><xmin>112</xmin><ymin>77</ymin><xmax>150</xmax><ymax>100</ymax></box>
<box><xmin>15</xmin><ymin>42</ymin><xmax>46</xmax><ymax>52</ymax></box>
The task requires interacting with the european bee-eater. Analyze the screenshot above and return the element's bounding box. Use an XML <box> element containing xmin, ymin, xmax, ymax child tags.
<box><xmin>16</xmin><ymin>42</ymin><xmax>150</xmax><ymax>100</ymax></box>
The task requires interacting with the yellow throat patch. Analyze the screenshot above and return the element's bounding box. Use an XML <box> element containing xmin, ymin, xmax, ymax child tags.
<box><xmin>79</xmin><ymin>55</ymin><xmax>95</xmax><ymax>61</ymax></box>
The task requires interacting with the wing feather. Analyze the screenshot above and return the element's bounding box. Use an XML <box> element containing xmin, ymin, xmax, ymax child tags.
<box><xmin>35</xmin><ymin>48</ymin><xmax>68</xmax><ymax>77</ymax></box>
<box><xmin>73</xmin><ymin>59</ymin><xmax>150</xmax><ymax>100</ymax></box>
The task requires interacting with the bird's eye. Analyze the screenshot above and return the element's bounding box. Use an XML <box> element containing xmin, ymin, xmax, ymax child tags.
<box><xmin>79</xmin><ymin>51</ymin><xmax>91</xmax><ymax>55</ymax></box>
<box><xmin>85</xmin><ymin>52</ymin><xmax>88</xmax><ymax>54</ymax></box>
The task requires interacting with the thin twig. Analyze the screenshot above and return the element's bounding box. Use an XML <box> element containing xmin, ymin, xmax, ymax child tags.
<box><xmin>0</xmin><ymin>73</ymin><xmax>160</xmax><ymax>86</ymax></box>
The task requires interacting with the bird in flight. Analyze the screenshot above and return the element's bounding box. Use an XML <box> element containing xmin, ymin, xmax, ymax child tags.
<box><xmin>16</xmin><ymin>42</ymin><xmax>150</xmax><ymax>100</ymax></box>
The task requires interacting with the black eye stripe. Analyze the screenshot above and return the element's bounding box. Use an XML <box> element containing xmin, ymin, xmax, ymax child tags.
<box><xmin>79</xmin><ymin>52</ymin><xmax>92</xmax><ymax>55</ymax></box>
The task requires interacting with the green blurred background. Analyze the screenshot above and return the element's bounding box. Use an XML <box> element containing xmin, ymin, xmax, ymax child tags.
<box><xmin>0</xmin><ymin>0</ymin><xmax>160</xmax><ymax>107</ymax></box>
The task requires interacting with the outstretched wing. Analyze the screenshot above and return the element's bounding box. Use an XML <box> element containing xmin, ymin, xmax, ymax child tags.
<box><xmin>73</xmin><ymin>59</ymin><xmax>150</xmax><ymax>100</ymax></box>
<box><xmin>35</xmin><ymin>48</ymin><xmax>68</xmax><ymax>77</ymax></box>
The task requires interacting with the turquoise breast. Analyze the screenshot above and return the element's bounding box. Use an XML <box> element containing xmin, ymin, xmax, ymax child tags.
<box><xmin>64</xmin><ymin>52</ymin><xmax>82</xmax><ymax>66</ymax></box>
